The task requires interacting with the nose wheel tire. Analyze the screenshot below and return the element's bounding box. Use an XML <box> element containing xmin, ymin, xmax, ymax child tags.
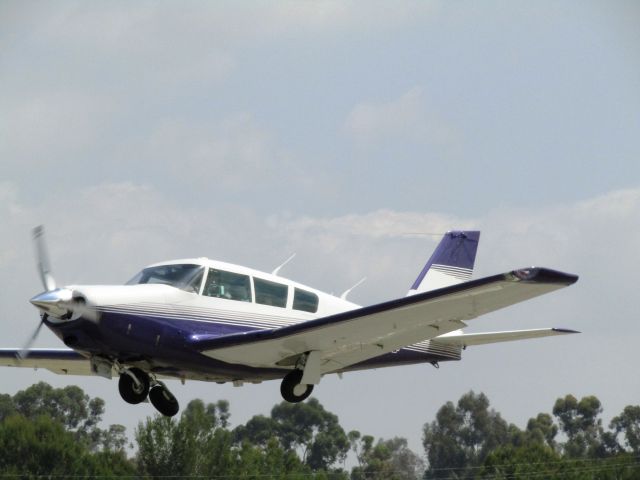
<box><xmin>149</xmin><ymin>383</ymin><xmax>179</xmax><ymax>417</ymax></box>
<box><xmin>118</xmin><ymin>368</ymin><xmax>150</xmax><ymax>404</ymax></box>
<box><xmin>280</xmin><ymin>369</ymin><xmax>313</xmax><ymax>403</ymax></box>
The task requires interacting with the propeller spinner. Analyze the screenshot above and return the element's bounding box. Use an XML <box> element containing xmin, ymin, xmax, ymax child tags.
<box><xmin>19</xmin><ymin>226</ymin><xmax>97</xmax><ymax>360</ymax></box>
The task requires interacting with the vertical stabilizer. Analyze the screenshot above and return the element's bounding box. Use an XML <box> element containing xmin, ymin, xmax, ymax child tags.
<box><xmin>407</xmin><ymin>231</ymin><xmax>480</xmax><ymax>295</ymax></box>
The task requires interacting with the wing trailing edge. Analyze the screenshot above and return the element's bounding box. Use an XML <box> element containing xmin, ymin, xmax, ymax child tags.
<box><xmin>433</xmin><ymin>327</ymin><xmax>580</xmax><ymax>348</ymax></box>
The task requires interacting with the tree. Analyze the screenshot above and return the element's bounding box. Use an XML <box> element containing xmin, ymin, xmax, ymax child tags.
<box><xmin>482</xmin><ymin>442</ymin><xmax>562</xmax><ymax>479</ymax></box>
<box><xmin>422</xmin><ymin>391</ymin><xmax>511</xmax><ymax>478</ymax></box>
<box><xmin>0</xmin><ymin>394</ymin><xmax>16</xmax><ymax>421</ymax></box>
<box><xmin>136</xmin><ymin>398</ymin><xmax>316</xmax><ymax>479</ymax></box>
<box><xmin>3</xmin><ymin>382</ymin><xmax>129</xmax><ymax>454</ymax></box>
<box><xmin>552</xmin><ymin>394</ymin><xmax>610</xmax><ymax>458</ymax></box>
<box><xmin>10</xmin><ymin>381</ymin><xmax>124</xmax><ymax>451</ymax></box>
<box><xmin>526</xmin><ymin>412</ymin><xmax>558</xmax><ymax>450</ymax></box>
<box><xmin>237</xmin><ymin>397</ymin><xmax>351</xmax><ymax>472</ymax></box>
<box><xmin>350</xmin><ymin>433</ymin><xmax>424</xmax><ymax>480</ymax></box>
<box><xmin>0</xmin><ymin>413</ymin><xmax>136</xmax><ymax>478</ymax></box>
<box><xmin>0</xmin><ymin>414</ymin><xmax>87</xmax><ymax>476</ymax></box>
<box><xmin>136</xmin><ymin>412</ymin><xmax>198</xmax><ymax>477</ymax></box>
<box><xmin>610</xmin><ymin>405</ymin><xmax>640</xmax><ymax>454</ymax></box>
<box><xmin>234</xmin><ymin>413</ymin><xmax>279</xmax><ymax>446</ymax></box>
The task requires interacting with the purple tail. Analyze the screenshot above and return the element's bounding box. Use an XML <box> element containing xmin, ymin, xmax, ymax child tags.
<box><xmin>407</xmin><ymin>231</ymin><xmax>480</xmax><ymax>295</ymax></box>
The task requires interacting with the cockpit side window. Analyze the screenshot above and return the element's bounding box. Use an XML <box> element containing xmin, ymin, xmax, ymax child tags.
<box><xmin>203</xmin><ymin>268</ymin><xmax>251</xmax><ymax>302</ymax></box>
<box><xmin>126</xmin><ymin>264</ymin><xmax>204</xmax><ymax>293</ymax></box>
<box><xmin>254</xmin><ymin>278</ymin><xmax>288</xmax><ymax>308</ymax></box>
<box><xmin>293</xmin><ymin>288</ymin><xmax>319</xmax><ymax>313</ymax></box>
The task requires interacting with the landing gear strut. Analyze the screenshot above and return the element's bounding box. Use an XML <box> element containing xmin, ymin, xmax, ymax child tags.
<box><xmin>118</xmin><ymin>368</ymin><xmax>179</xmax><ymax>417</ymax></box>
<box><xmin>280</xmin><ymin>369</ymin><xmax>314</xmax><ymax>403</ymax></box>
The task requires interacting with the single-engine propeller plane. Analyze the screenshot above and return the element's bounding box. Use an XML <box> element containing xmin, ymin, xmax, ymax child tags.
<box><xmin>1</xmin><ymin>227</ymin><xmax>579</xmax><ymax>417</ymax></box>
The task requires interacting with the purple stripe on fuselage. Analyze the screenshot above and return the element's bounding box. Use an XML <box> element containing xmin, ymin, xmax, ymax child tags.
<box><xmin>44</xmin><ymin>311</ymin><xmax>286</xmax><ymax>380</ymax></box>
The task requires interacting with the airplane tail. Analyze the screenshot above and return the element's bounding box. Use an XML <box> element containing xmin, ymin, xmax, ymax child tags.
<box><xmin>407</xmin><ymin>231</ymin><xmax>480</xmax><ymax>295</ymax></box>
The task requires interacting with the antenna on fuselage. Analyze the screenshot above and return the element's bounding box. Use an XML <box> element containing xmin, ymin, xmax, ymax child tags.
<box><xmin>340</xmin><ymin>277</ymin><xmax>367</xmax><ymax>300</ymax></box>
<box><xmin>272</xmin><ymin>253</ymin><xmax>296</xmax><ymax>276</ymax></box>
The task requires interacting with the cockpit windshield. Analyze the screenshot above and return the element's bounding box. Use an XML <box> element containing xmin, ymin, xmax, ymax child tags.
<box><xmin>126</xmin><ymin>264</ymin><xmax>205</xmax><ymax>293</ymax></box>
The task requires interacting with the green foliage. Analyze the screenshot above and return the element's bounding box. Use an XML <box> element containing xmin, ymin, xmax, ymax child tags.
<box><xmin>526</xmin><ymin>412</ymin><xmax>558</xmax><ymax>449</ymax></box>
<box><xmin>0</xmin><ymin>393</ymin><xmax>16</xmax><ymax>421</ymax></box>
<box><xmin>552</xmin><ymin>394</ymin><xmax>609</xmax><ymax>458</ymax></box>
<box><xmin>351</xmin><ymin>434</ymin><xmax>424</xmax><ymax>480</ymax></box>
<box><xmin>236</xmin><ymin>397</ymin><xmax>351</xmax><ymax>471</ymax></box>
<box><xmin>611</xmin><ymin>405</ymin><xmax>640</xmax><ymax>454</ymax></box>
<box><xmin>0</xmin><ymin>413</ymin><xmax>136</xmax><ymax>478</ymax></box>
<box><xmin>8</xmin><ymin>381</ymin><xmax>128</xmax><ymax>452</ymax></box>
<box><xmin>136</xmin><ymin>398</ymin><xmax>319</xmax><ymax>479</ymax></box>
<box><xmin>0</xmin><ymin>383</ymin><xmax>136</xmax><ymax>478</ymax></box>
<box><xmin>5</xmin><ymin>382</ymin><xmax>640</xmax><ymax>480</ymax></box>
<box><xmin>422</xmin><ymin>391</ymin><xmax>511</xmax><ymax>478</ymax></box>
<box><xmin>482</xmin><ymin>442</ymin><xmax>561</xmax><ymax>479</ymax></box>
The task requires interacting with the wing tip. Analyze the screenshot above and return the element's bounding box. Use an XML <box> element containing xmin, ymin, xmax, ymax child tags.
<box><xmin>511</xmin><ymin>267</ymin><xmax>579</xmax><ymax>285</ymax></box>
<box><xmin>552</xmin><ymin>327</ymin><xmax>581</xmax><ymax>334</ymax></box>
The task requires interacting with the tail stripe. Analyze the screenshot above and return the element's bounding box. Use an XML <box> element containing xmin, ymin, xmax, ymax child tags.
<box><xmin>431</xmin><ymin>264</ymin><xmax>473</xmax><ymax>279</ymax></box>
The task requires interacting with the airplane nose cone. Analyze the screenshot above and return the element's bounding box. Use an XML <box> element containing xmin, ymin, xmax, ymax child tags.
<box><xmin>30</xmin><ymin>288</ymin><xmax>73</xmax><ymax>316</ymax></box>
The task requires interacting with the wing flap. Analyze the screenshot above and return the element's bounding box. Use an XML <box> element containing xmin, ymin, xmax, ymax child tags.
<box><xmin>433</xmin><ymin>327</ymin><xmax>580</xmax><ymax>347</ymax></box>
<box><xmin>198</xmin><ymin>267</ymin><xmax>577</xmax><ymax>373</ymax></box>
<box><xmin>0</xmin><ymin>349</ymin><xmax>92</xmax><ymax>376</ymax></box>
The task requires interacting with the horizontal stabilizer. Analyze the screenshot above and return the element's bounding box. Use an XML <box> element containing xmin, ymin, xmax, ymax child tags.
<box><xmin>433</xmin><ymin>327</ymin><xmax>580</xmax><ymax>348</ymax></box>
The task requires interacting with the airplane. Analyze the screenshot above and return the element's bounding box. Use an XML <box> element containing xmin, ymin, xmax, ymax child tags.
<box><xmin>0</xmin><ymin>227</ymin><xmax>579</xmax><ymax>417</ymax></box>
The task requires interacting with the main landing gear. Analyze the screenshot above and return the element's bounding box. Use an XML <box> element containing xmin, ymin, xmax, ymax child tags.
<box><xmin>118</xmin><ymin>368</ymin><xmax>179</xmax><ymax>417</ymax></box>
<box><xmin>280</xmin><ymin>352</ymin><xmax>322</xmax><ymax>403</ymax></box>
<box><xmin>280</xmin><ymin>369</ymin><xmax>314</xmax><ymax>403</ymax></box>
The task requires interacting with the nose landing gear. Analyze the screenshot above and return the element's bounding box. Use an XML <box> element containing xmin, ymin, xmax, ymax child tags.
<box><xmin>117</xmin><ymin>368</ymin><xmax>179</xmax><ymax>417</ymax></box>
<box><xmin>149</xmin><ymin>382</ymin><xmax>179</xmax><ymax>417</ymax></box>
<box><xmin>118</xmin><ymin>367</ymin><xmax>150</xmax><ymax>404</ymax></box>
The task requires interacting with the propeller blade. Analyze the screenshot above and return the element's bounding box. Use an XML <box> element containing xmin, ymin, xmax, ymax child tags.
<box><xmin>16</xmin><ymin>319</ymin><xmax>45</xmax><ymax>360</ymax></box>
<box><xmin>33</xmin><ymin>225</ymin><xmax>56</xmax><ymax>291</ymax></box>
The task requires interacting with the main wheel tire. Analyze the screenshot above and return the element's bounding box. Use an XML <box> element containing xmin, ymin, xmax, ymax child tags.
<box><xmin>280</xmin><ymin>369</ymin><xmax>314</xmax><ymax>403</ymax></box>
<box><xmin>149</xmin><ymin>384</ymin><xmax>179</xmax><ymax>417</ymax></box>
<box><xmin>118</xmin><ymin>368</ymin><xmax>150</xmax><ymax>404</ymax></box>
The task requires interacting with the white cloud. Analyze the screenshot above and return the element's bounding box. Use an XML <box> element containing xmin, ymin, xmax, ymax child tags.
<box><xmin>344</xmin><ymin>87</ymin><xmax>457</xmax><ymax>148</ymax></box>
<box><xmin>278</xmin><ymin>208</ymin><xmax>470</xmax><ymax>239</ymax></box>
<box><xmin>0</xmin><ymin>92</ymin><xmax>118</xmax><ymax>166</ymax></box>
<box><xmin>139</xmin><ymin>113</ymin><xmax>322</xmax><ymax>196</ymax></box>
<box><xmin>51</xmin><ymin>2</ymin><xmax>437</xmax><ymax>43</ymax></box>
<box><xmin>4</xmin><ymin>1</ymin><xmax>436</xmax><ymax>82</ymax></box>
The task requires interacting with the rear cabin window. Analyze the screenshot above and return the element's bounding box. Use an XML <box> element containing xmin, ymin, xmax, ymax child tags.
<box><xmin>203</xmin><ymin>268</ymin><xmax>251</xmax><ymax>302</ymax></box>
<box><xmin>293</xmin><ymin>288</ymin><xmax>319</xmax><ymax>313</ymax></box>
<box><xmin>254</xmin><ymin>278</ymin><xmax>288</xmax><ymax>308</ymax></box>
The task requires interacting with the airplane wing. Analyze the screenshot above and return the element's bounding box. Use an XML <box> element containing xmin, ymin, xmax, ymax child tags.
<box><xmin>195</xmin><ymin>267</ymin><xmax>578</xmax><ymax>375</ymax></box>
<box><xmin>0</xmin><ymin>348</ymin><xmax>92</xmax><ymax>375</ymax></box>
<box><xmin>432</xmin><ymin>327</ymin><xmax>580</xmax><ymax>348</ymax></box>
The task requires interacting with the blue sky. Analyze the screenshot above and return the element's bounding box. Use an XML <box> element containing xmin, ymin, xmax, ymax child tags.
<box><xmin>1</xmin><ymin>1</ymin><xmax>639</xmax><ymax>457</ymax></box>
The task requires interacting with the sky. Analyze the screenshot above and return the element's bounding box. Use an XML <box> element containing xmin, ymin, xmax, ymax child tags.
<box><xmin>1</xmin><ymin>0</ymin><xmax>639</xmax><ymax>457</ymax></box>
